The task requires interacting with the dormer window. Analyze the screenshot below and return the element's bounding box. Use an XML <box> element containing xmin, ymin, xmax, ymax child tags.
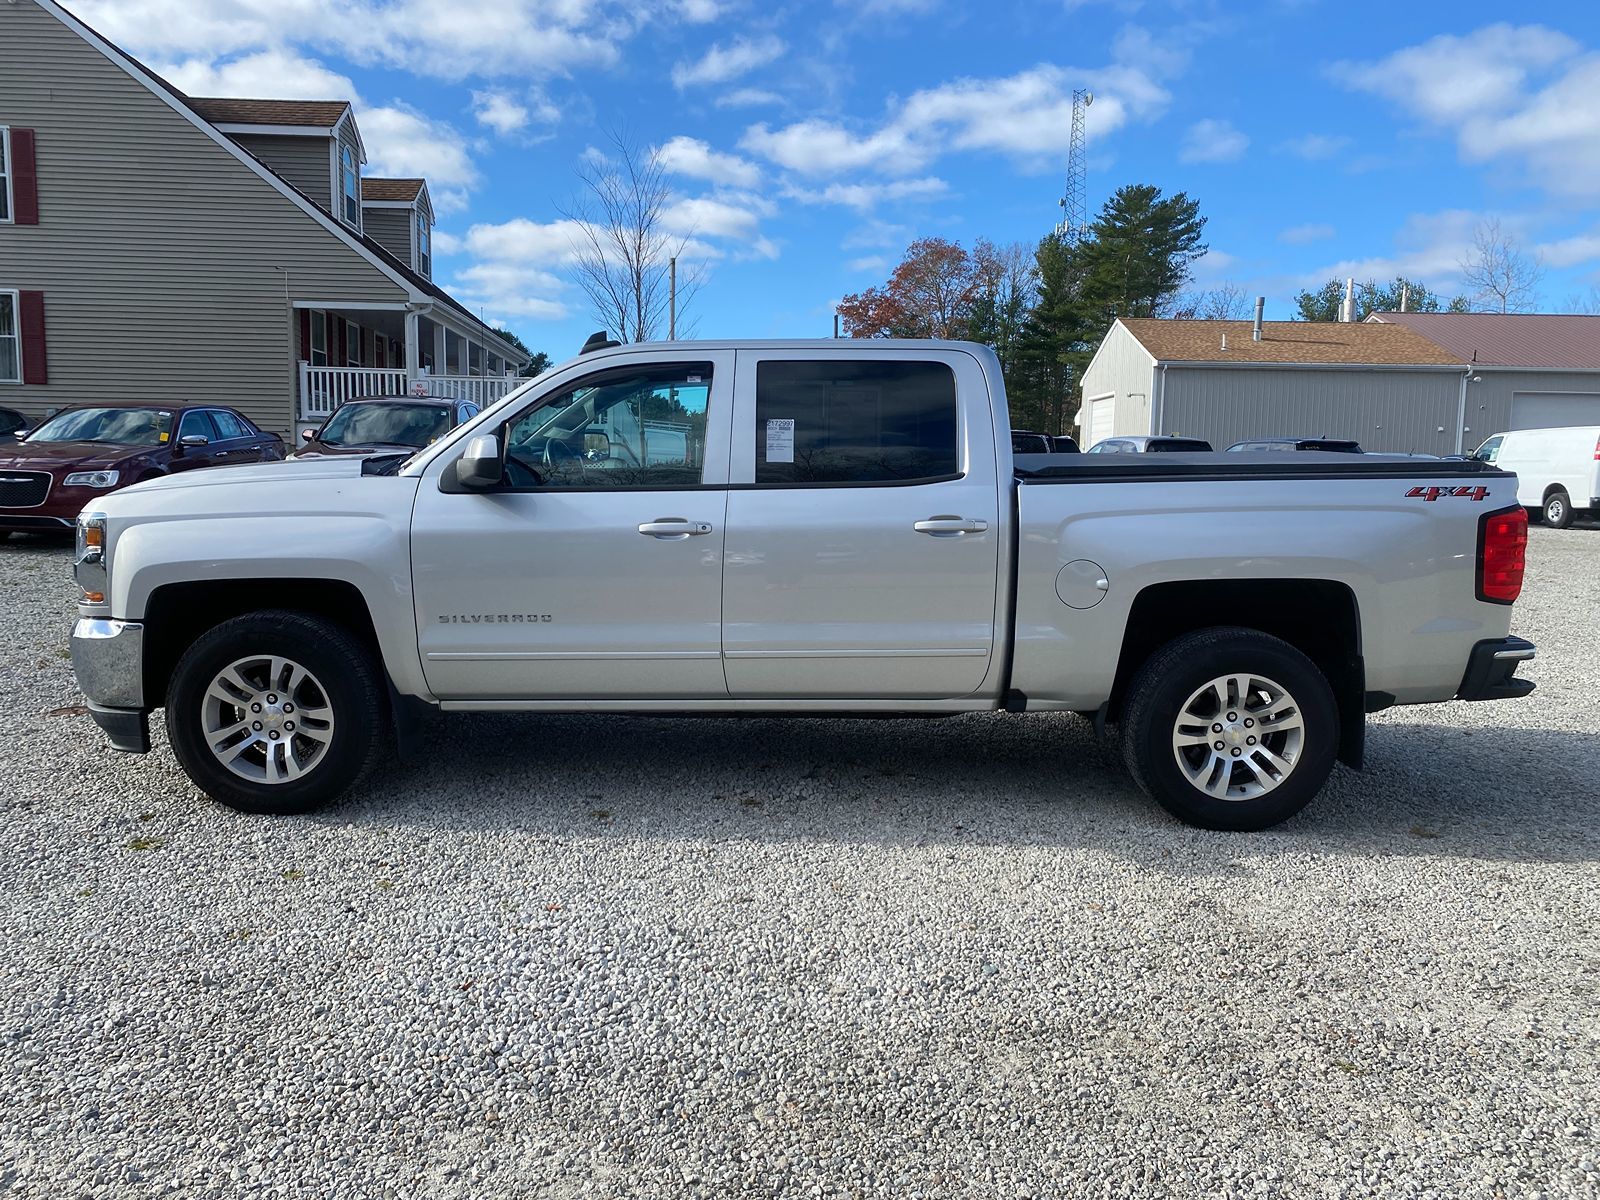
<box><xmin>341</xmin><ymin>146</ymin><xmax>359</xmax><ymax>226</ymax></box>
<box><xmin>416</xmin><ymin>211</ymin><xmax>431</xmax><ymax>277</ymax></box>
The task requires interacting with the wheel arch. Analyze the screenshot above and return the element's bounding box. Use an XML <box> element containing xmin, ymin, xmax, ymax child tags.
<box><xmin>142</xmin><ymin>578</ymin><xmax>381</xmax><ymax>709</ymax></box>
<box><xmin>1109</xmin><ymin>578</ymin><xmax>1366</xmax><ymax>768</ymax></box>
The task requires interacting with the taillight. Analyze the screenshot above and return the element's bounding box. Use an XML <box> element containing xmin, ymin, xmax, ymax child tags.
<box><xmin>1593</xmin><ymin>434</ymin><xmax>1600</xmax><ymax>461</ymax></box>
<box><xmin>1478</xmin><ymin>506</ymin><xmax>1527</xmax><ymax>605</ymax></box>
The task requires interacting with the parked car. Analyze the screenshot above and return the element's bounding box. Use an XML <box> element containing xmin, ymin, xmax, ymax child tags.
<box><xmin>1227</xmin><ymin>437</ymin><xmax>1364</xmax><ymax>453</ymax></box>
<box><xmin>1086</xmin><ymin>435</ymin><xmax>1214</xmax><ymax>453</ymax></box>
<box><xmin>1049</xmin><ymin>436</ymin><xmax>1080</xmax><ymax>454</ymax></box>
<box><xmin>1011</xmin><ymin>430</ymin><xmax>1051</xmax><ymax>454</ymax></box>
<box><xmin>296</xmin><ymin>396</ymin><xmax>482</xmax><ymax>458</ymax></box>
<box><xmin>1471</xmin><ymin>426</ymin><xmax>1600</xmax><ymax>528</ymax></box>
<box><xmin>69</xmin><ymin>339</ymin><xmax>1535</xmax><ymax>833</ymax></box>
<box><xmin>0</xmin><ymin>403</ymin><xmax>284</xmax><ymax>535</ymax></box>
<box><xmin>1</xmin><ymin>407</ymin><xmax>28</xmax><ymax>438</ymax></box>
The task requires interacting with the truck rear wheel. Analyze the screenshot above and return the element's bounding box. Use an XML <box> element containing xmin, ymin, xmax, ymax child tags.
<box><xmin>1121</xmin><ymin>627</ymin><xmax>1338</xmax><ymax>831</ymax></box>
<box><xmin>1543</xmin><ymin>489</ymin><xmax>1573</xmax><ymax>529</ymax></box>
<box><xmin>165</xmin><ymin>610</ymin><xmax>386</xmax><ymax>815</ymax></box>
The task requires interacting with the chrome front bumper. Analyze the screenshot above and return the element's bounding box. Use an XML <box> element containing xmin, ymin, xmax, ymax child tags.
<box><xmin>71</xmin><ymin>619</ymin><xmax>151</xmax><ymax>753</ymax></box>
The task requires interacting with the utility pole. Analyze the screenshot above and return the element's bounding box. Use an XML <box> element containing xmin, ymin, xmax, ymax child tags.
<box><xmin>1055</xmin><ymin>89</ymin><xmax>1093</xmax><ymax>241</ymax></box>
<box><xmin>669</xmin><ymin>256</ymin><xmax>677</xmax><ymax>340</ymax></box>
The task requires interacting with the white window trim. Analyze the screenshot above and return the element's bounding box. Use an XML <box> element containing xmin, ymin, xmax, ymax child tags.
<box><xmin>415</xmin><ymin>210</ymin><xmax>431</xmax><ymax>277</ymax></box>
<box><xmin>345</xmin><ymin>318</ymin><xmax>362</xmax><ymax>366</ymax></box>
<box><xmin>0</xmin><ymin>288</ymin><xmax>20</xmax><ymax>384</ymax></box>
<box><xmin>0</xmin><ymin>127</ymin><xmax>14</xmax><ymax>226</ymax></box>
<box><xmin>341</xmin><ymin>146</ymin><xmax>361</xmax><ymax>230</ymax></box>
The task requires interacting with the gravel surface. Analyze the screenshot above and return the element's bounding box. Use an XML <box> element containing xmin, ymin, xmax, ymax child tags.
<box><xmin>1</xmin><ymin>526</ymin><xmax>1597</xmax><ymax>1199</ymax></box>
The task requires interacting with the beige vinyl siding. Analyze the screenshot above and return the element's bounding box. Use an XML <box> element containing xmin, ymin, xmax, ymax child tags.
<box><xmin>1159</xmin><ymin>367</ymin><xmax>1464</xmax><ymax>454</ymax></box>
<box><xmin>230</xmin><ymin>132</ymin><xmax>334</xmax><ymax>213</ymax></box>
<box><xmin>0</xmin><ymin>0</ymin><xmax>407</xmax><ymax>435</ymax></box>
<box><xmin>362</xmin><ymin>207</ymin><xmax>412</xmax><ymax>266</ymax></box>
<box><xmin>1077</xmin><ymin>321</ymin><xmax>1156</xmax><ymax>442</ymax></box>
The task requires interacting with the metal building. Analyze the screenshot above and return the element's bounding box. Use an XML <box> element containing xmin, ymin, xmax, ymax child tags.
<box><xmin>1076</xmin><ymin>318</ymin><xmax>1470</xmax><ymax>454</ymax></box>
<box><xmin>1366</xmin><ymin>312</ymin><xmax>1600</xmax><ymax>435</ymax></box>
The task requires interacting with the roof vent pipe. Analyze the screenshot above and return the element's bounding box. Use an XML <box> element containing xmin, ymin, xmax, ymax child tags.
<box><xmin>1342</xmin><ymin>277</ymin><xmax>1355</xmax><ymax>323</ymax></box>
<box><xmin>1252</xmin><ymin>296</ymin><xmax>1264</xmax><ymax>341</ymax></box>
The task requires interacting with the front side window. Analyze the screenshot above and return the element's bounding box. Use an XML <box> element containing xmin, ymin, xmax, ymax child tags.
<box><xmin>0</xmin><ymin>291</ymin><xmax>17</xmax><ymax>382</ymax></box>
<box><xmin>416</xmin><ymin>212</ymin><xmax>431</xmax><ymax>275</ymax></box>
<box><xmin>342</xmin><ymin>147</ymin><xmax>359</xmax><ymax>226</ymax></box>
<box><xmin>30</xmin><ymin>407</ymin><xmax>174</xmax><ymax>446</ymax></box>
<box><xmin>176</xmin><ymin>410</ymin><xmax>218</xmax><ymax>442</ymax></box>
<box><xmin>503</xmin><ymin>363</ymin><xmax>712</xmax><ymax>490</ymax></box>
<box><xmin>1473</xmin><ymin>436</ymin><xmax>1503</xmax><ymax>464</ymax></box>
<box><xmin>753</xmin><ymin>360</ymin><xmax>958</xmax><ymax>485</ymax></box>
<box><xmin>0</xmin><ymin>128</ymin><xmax>11</xmax><ymax>223</ymax></box>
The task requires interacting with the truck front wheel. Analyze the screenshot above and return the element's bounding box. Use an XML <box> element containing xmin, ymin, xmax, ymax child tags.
<box><xmin>165</xmin><ymin>610</ymin><xmax>386</xmax><ymax>815</ymax></box>
<box><xmin>1121</xmin><ymin>627</ymin><xmax>1338</xmax><ymax>831</ymax></box>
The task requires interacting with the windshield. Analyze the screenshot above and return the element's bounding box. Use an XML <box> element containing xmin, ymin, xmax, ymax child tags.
<box><xmin>320</xmin><ymin>402</ymin><xmax>451</xmax><ymax>448</ymax></box>
<box><xmin>29</xmin><ymin>407</ymin><xmax>175</xmax><ymax>446</ymax></box>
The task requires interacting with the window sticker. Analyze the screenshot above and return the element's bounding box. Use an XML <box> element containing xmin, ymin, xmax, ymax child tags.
<box><xmin>765</xmin><ymin>418</ymin><xmax>795</xmax><ymax>464</ymax></box>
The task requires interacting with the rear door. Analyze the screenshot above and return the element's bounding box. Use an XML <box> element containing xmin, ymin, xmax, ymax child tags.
<box><xmin>206</xmin><ymin>409</ymin><xmax>261</xmax><ymax>464</ymax></box>
<box><xmin>720</xmin><ymin>348</ymin><xmax>1001</xmax><ymax>699</ymax></box>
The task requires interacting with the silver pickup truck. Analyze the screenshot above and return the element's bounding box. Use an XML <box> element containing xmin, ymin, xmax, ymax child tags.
<box><xmin>69</xmin><ymin>339</ymin><xmax>1534</xmax><ymax>830</ymax></box>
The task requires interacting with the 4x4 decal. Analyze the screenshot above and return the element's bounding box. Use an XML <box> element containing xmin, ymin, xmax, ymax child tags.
<box><xmin>1406</xmin><ymin>485</ymin><xmax>1490</xmax><ymax>502</ymax></box>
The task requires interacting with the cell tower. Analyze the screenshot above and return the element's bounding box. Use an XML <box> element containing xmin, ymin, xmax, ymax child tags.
<box><xmin>1055</xmin><ymin>89</ymin><xmax>1093</xmax><ymax>240</ymax></box>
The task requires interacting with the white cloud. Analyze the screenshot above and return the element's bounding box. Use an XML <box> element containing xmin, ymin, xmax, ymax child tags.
<box><xmin>672</xmin><ymin>35</ymin><xmax>786</xmax><ymax>89</ymax></box>
<box><xmin>431</xmin><ymin>230</ymin><xmax>464</xmax><ymax>256</ymax></box>
<box><xmin>786</xmin><ymin>177</ymin><xmax>949</xmax><ymax>211</ymax></box>
<box><xmin>1179</xmin><ymin>118</ymin><xmax>1248</xmax><ymax>164</ymax></box>
<box><xmin>157</xmin><ymin>47</ymin><xmax>356</xmax><ymax>98</ymax></box>
<box><xmin>1304</xmin><ymin>209</ymin><xmax>1494</xmax><ymax>293</ymax></box>
<box><xmin>662</xmin><ymin>196</ymin><xmax>765</xmax><ymax>240</ymax></box>
<box><xmin>1536</xmin><ymin>229</ymin><xmax>1600</xmax><ymax>270</ymax></box>
<box><xmin>740</xmin><ymin>51</ymin><xmax>1173</xmax><ymax>178</ymax></box>
<box><xmin>657</xmin><ymin>136</ymin><xmax>761</xmax><ymax>189</ymax></box>
<box><xmin>847</xmin><ymin>255</ymin><xmax>889</xmax><ymax>272</ymax></box>
<box><xmin>360</xmin><ymin>104</ymin><xmax>479</xmax><ymax>210</ymax></box>
<box><xmin>1333</xmin><ymin>24</ymin><xmax>1600</xmax><ymax>198</ymax></box>
<box><xmin>444</xmin><ymin>217</ymin><xmax>588</xmax><ymax>323</ymax></box>
<box><xmin>715</xmin><ymin>87</ymin><xmax>783</xmax><ymax>109</ymax></box>
<box><xmin>1279</xmin><ymin>133</ymin><xmax>1351</xmax><ymax>161</ymax></box>
<box><xmin>677</xmin><ymin>0</ymin><xmax>726</xmax><ymax>20</ymax></box>
<box><xmin>473</xmin><ymin>90</ymin><xmax>525</xmax><ymax>135</ymax></box>
<box><xmin>1279</xmin><ymin>223</ymin><xmax>1336</xmax><ymax>245</ymax></box>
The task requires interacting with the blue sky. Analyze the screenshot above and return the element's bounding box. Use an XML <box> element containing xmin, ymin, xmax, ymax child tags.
<box><xmin>75</xmin><ymin>0</ymin><xmax>1600</xmax><ymax>356</ymax></box>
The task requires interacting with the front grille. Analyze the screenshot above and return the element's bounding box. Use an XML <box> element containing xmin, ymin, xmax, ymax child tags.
<box><xmin>0</xmin><ymin>472</ymin><xmax>51</xmax><ymax>508</ymax></box>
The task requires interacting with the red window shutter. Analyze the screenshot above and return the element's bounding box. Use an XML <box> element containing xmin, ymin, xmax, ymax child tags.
<box><xmin>10</xmin><ymin>130</ymin><xmax>39</xmax><ymax>225</ymax></box>
<box><xmin>298</xmin><ymin>309</ymin><xmax>310</xmax><ymax>362</ymax></box>
<box><xmin>19</xmin><ymin>291</ymin><xmax>47</xmax><ymax>384</ymax></box>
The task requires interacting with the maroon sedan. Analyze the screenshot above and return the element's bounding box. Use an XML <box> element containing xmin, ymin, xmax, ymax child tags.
<box><xmin>0</xmin><ymin>403</ymin><xmax>284</xmax><ymax>535</ymax></box>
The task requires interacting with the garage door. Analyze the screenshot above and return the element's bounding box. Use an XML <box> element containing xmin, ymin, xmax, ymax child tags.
<box><xmin>1087</xmin><ymin>397</ymin><xmax>1116</xmax><ymax>447</ymax></box>
<box><xmin>1511</xmin><ymin>392</ymin><xmax>1600</xmax><ymax>430</ymax></box>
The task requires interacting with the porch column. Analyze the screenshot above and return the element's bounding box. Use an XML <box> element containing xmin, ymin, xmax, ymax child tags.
<box><xmin>404</xmin><ymin>309</ymin><xmax>420</xmax><ymax>378</ymax></box>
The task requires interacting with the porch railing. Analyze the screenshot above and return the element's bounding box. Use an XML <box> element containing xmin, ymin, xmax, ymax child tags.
<box><xmin>298</xmin><ymin>365</ymin><xmax>523</xmax><ymax>420</ymax></box>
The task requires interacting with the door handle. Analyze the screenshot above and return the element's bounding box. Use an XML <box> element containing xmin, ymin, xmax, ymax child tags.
<box><xmin>914</xmin><ymin>516</ymin><xmax>988</xmax><ymax>536</ymax></box>
<box><xmin>638</xmin><ymin>519</ymin><xmax>714</xmax><ymax>539</ymax></box>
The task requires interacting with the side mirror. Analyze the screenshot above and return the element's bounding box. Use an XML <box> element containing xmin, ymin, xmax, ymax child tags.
<box><xmin>583</xmin><ymin>431</ymin><xmax>612</xmax><ymax>460</ymax></box>
<box><xmin>301</xmin><ymin>428</ymin><xmax>317</xmax><ymax>443</ymax></box>
<box><xmin>455</xmin><ymin>433</ymin><xmax>503</xmax><ymax>489</ymax></box>
<box><xmin>179</xmin><ymin>434</ymin><xmax>209</xmax><ymax>448</ymax></box>
<box><xmin>12</xmin><ymin>430</ymin><xmax>25</xmax><ymax>442</ymax></box>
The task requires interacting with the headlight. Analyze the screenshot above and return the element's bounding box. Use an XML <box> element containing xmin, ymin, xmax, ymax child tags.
<box><xmin>64</xmin><ymin>470</ymin><xmax>121</xmax><ymax>488</ymax></box>
<box><xmin>75</xmin><ymin>513</ymin><xmax>108</xmax><ymax>604</ymax></box>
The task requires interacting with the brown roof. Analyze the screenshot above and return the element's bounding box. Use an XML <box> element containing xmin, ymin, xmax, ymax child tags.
<box><xmin>361</xmin><ymin>178</ymin><xmax>425</xmax><ymax>202</ymax></box>
<box><xmin>1120</xmin><ymin>318</ymin><xmax>1462</xmax><ymax>366</ymax></box>
<box><xmin>187</xmin><ymin>97</ymin><xmax>349</xmax><ymax>128</ymax></box>
<box><xmin>1368</xmin><ymin>312</ymin><xmax>1600</xmax><ymax>370</ymax></box>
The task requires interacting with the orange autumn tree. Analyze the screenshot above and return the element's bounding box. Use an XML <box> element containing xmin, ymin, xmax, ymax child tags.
<box><xmin>837</xmin><ymin>237</ymin><xmax>982</xmax><ymax>338</ymax></box>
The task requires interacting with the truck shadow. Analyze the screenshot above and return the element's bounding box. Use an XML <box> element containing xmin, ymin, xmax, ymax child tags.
<box><xmin>345</xmin><ymin>709</ymin><xmax>1600</xmax><ymax>868</ymax></box>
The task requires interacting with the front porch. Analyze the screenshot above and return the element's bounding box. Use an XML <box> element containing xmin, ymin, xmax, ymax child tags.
<box><xmin>295</xmin><ymin>301</ymin><xmax>526</xmax><ymax>421</ymax></box>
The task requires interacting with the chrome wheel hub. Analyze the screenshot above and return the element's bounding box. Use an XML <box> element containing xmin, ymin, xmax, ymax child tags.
<box><xmin>201</xmin><ymin>655</ymin><xmax>335</xmax><ymax>784</ymax></box>
<box><xmin>1171</xmin><ymin>672</ymin><xmax>1305</xmax><ymax>801</ymax></box>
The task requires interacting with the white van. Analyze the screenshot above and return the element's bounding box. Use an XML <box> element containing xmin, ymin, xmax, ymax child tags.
<box><xmin>1471</xmin><ymin>426</ymin><xmax>1600</xmax><ymax>528</ymax></box>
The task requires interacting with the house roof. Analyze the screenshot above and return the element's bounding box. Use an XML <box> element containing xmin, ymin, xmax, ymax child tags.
<box><xmin>186</xmin><ymin>97</ymin><xmax>350</xmax><ymax>128</ymax></box>
<box><xmin>1119</xmin><ymin>318</ymin><xmax>1462</xmax><ymax>367</ymax></box>
<box><xmin>361</xmin><ymin>178</ymin><xmax>425</xmax><ymax>202</ymax></box>
<box><xmin>1367</xmin><ymin>312</ymin><xmax>1600</xmax><ymax>370</ymax></box>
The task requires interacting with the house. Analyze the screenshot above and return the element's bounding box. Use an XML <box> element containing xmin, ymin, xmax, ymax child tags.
<box><xmin>1076</xmin><ymin>317</ymin><xmax>1472</xmax><ymax>454</ymax></box>
<box><xmin>1</xmin><ymin>0</ymin><xmax>528</xmax><ymax>436</ymax></box>
<box><xmin>1365</xmin><ymin>312</ymin><xmax>1600</xmax><ymax>433</ymax></box>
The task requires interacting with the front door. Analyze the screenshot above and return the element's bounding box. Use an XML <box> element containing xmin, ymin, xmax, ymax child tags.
<box><xmin>720</xmin><ymin>350</ymin><xmax>1002</xmax><ymax>699</ymax></box>
<box><xmin>411</xmin><ymin>352</ymin><xmax>733</xmax><ymax>700</ymax></box>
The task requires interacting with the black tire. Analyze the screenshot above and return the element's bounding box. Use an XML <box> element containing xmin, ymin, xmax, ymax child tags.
<box><xmin>1121</xmin><ymin>626</ymin><xmax>1339</xmax><ymax>831</ymax></box>
<box><xmin>165</xmin><ymin>610</ymin><xmax>386</xmax><ymax>815</ymax></box>
<box><xmin>1543</xmin><ymin>490</ymin><xmax>1573</xmax><ymax>530</ymax></box>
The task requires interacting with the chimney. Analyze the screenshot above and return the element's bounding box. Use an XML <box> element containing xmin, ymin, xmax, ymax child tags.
<box><xmin>1342</xmin><ymin>277</ymin><xmax>1355</xmax><ymax>322</ymax></box>
<box><xmin>1400</xmin><ymin>282</ymin><xmax>1410</xmax><ymax>313</ymax></box>
<box><xmin>1252</xmin><ymin>296</ymin><xmax>1264</xmax><ymax>341</ymax></box>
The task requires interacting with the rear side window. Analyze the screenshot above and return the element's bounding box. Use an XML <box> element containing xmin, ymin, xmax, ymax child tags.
<box><xmin>211</xmin><ymin>410</ymin><xmax>247</xmax><ymax>439</ymax></box>
<box><xmin>754</xmin><ymin>359</ymin><xmax>958</xmax><ymax>485</ymax></box>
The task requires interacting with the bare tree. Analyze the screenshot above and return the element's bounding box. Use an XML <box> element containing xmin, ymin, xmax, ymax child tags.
<box><xmin>1560</xmin><ymin>286</ymin><xmax>1600</xmax><ymax>315</ymax></box>
<box><xmin>1167</xmin><ymin>282</ymin><xmax>1250</xmax><ymax>320</ymax></box>
<box><xmin>561</xmin><ymin>128</ymin><xmax>703</xmax><ymax>341</ymax></box>
<box><xmin>1459</xmin><ymin>218</ymin><xmax>1545</xmax><ymax>313</ymax></box>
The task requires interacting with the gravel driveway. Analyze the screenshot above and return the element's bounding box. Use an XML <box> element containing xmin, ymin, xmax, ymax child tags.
<box><xmin>1</xmin><ymin>527</ymin><xmax>1596</xmax><ymax>1199</ymax></box>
